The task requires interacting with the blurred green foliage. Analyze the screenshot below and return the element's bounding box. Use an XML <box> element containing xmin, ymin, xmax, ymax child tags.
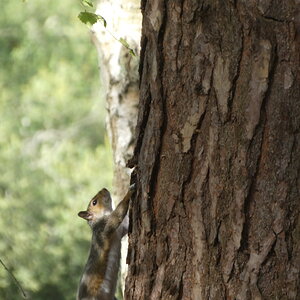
<box><xmin>0</xmin><ymin>0</ymin><xmax>113</xmax><ymax>299</ymax></box>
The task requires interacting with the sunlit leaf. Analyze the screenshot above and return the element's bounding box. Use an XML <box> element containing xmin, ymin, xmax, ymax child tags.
<box><xmin>119</xmin><ymin>38</ymin><xmax>136</xmax><ymax>56</ymax></box>
<box><xmin>101</xmin><ymin>16</ymin><xmax>107</xmax><ymax>27</ymax></box>
<box><xmin>78</xmin><ymin>11</ymin><xmax>99</xmax><ymax>25</ymax></box>
<box><xmin>81</xmin><ymin>0</ymin><xmax>93</xmax><ymax>7</ymax></box>
<box><xmin>78</xmin><ymin>12</ymin><xmax>107</xmax><ymax>27</ymax></box>
<box><xmin>129</xmin><ymin>49</ymin><xmax>136</xmax><ymax>57</ymax></box>
<box><xmin>119</xmin><ymin>37</ymin><xmax>130</xmax><ymax>48</ymax></box>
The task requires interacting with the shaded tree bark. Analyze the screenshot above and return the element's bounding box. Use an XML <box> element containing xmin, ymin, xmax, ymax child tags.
<box><xmin>126</xmin><ymin>1</ymin><xmax>300</xmax><ymax>299</ymax></box>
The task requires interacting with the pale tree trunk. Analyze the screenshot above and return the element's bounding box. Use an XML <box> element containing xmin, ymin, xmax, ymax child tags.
<box><xmin>91</xmin><ymin>0</ymin><xmax>141</xmax><ymax>296</ymax></box>
<box><xmin>126</xmin><ymin>1</ymin><xmax>300</xmax><ymax>299</ymax></box>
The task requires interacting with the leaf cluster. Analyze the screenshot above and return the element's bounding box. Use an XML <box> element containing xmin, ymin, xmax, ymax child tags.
<box><xmin>78</xmin><ymin>0</ymin><xmax>107</xmax><ymax>27</ymax></box>
<box><xmin>0</xmin><ymin>1</ymin><xmax>113</xmax><ymax>299</ymax></box>
<box><xmin>78</xmin><ymin>0</ymin><xmax>136</xmax><ymax>56</ymax></box>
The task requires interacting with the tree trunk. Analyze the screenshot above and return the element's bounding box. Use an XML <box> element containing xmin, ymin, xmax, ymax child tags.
<box><xmin>91</xmin><ymin>0</ymin><xmax>141</xmax><ymax>296</ymax></box>
<box><xmin>126</xmin><ymin>1</ymin><xmax>300</xmax><ymax>299</ymax></box>
<box><xmin>92</xmin><ymin>0</ymin><xmax>141</xmax><ymax>202</ymax></box>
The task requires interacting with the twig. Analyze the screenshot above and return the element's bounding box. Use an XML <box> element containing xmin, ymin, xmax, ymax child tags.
<box><xmin>0</xmin><ymin>258</ymin><xmax>27</xmax><ymax>299</ymax></box>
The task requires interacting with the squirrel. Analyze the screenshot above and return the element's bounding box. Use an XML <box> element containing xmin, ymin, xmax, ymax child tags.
<box><xmin>77</xmin><ymin>184</ymin><xmax>135</xmax><ymax>300</ymax></box>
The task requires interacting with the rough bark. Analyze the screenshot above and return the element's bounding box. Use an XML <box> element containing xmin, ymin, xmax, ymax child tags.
<box><xmin>126</xmin><ymin>1</ymin><xmax>300</xmax><ymax>299</ymax></box>
<box><xmin>91</xmin><ymin>0</ymin><xmax>141</xmax><ymax>295</ymax></box>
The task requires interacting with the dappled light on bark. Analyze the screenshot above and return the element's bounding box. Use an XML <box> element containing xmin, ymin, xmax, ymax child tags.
<box><xmin>126</xmin><ymin>1</ymin><xmax>300</xmax><ymax>299</ymax></box>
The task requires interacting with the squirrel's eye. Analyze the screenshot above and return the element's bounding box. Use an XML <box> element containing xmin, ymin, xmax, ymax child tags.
<box><xmin>92</xmin><ymin>200</ymin><xmax>97</xmax><ymax>206</ymax></box>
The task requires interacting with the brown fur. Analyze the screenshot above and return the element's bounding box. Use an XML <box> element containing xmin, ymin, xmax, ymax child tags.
<box><xmin>77</xmin><ymin>185</ymin><xmax>135</xmax><ymax>300</ymax></box>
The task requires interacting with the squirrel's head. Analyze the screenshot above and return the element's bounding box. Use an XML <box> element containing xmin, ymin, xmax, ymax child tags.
<box><xmin>78</xmin><ymin>188</ymin><xmax>112</xmax><ymax>226</ymax></box>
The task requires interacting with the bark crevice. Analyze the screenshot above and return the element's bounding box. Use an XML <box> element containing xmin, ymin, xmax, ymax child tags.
<box><xmin>127</xmin><ymin>1</ymin><xmax>300</xmax><ymax>299</ymax></box>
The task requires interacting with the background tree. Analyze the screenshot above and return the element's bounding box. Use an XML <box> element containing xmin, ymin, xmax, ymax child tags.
<box><xmin>126</xmin><ymin>1</ymin><xmax>300</xmax><ymax>299</ymax></box>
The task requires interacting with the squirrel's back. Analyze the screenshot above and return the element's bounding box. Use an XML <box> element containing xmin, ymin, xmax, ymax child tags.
<box><xmin>77</xmin><ymin>227</ymin><xmax>123</xmax><ymax>300</ymax></box>
<box><xmin>77</xmin><ymin>187</ymin><xmax>134</xmax><ymax>300</ymax></box>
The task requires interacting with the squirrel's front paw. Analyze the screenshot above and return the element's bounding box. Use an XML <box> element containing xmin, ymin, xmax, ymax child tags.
<box><xmin>129</xmin><ymin>183</ymin><xmax>136</xmax><ymax>192</ymax></box>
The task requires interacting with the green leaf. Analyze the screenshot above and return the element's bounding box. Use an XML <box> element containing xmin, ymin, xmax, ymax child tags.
<box><xmin>129</xmin><ymin>49</ymin><xmax>136</xmax><ymax>57</ymax></box>
<box><xmin>78</xmin><ymin>11</ymin><xmax>98</xmax><ymax>25</ymax></box>
<box><xmin>119</xmin><ymin>38</ymin><xmax>136</xmax><ymax>56</ymax></box>
<box><xmin>78</xmin><ymin>12</ymin><xmax>107</xmax><ymax>27</ymax></box>
<box><xmin>119</xmin><ymin>37</ymin><xmax>130</xmax><ymax>48</ymax></box>
<box><xmin>78</xmin><ymin>12</ymin><xmax>99</xmax><ymax>25</ymax></box>
<box><xmin>101</xmin><ymin>16</ymin><xmax>107</xmax><ymax>28</ymax></box>
<box><xmin>96</xmin><ymin>15</ymin><xmax>107</xmax><ymax>27</ymax></box>
<box><xmin>81</xmin><ymin>0</ymin><xmax>93</xmax><ymax>7</ymax></box>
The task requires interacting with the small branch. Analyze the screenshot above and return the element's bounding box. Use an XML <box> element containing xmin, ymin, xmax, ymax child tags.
<box><xmin>0</xmin><ymin>258</ymin><xmax>27</xmax><ymax>299</ymax></box>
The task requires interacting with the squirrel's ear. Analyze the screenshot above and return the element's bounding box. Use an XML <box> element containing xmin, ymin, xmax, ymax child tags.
<box><xmin>101</xmin><ymin>188</ymin><xmax>111</xmax><ymax>203</ymax></box>
<box><xmin>78</xmin><ymin>211</ymin><xmax>92</xmax><ymax>220</ymax></box>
